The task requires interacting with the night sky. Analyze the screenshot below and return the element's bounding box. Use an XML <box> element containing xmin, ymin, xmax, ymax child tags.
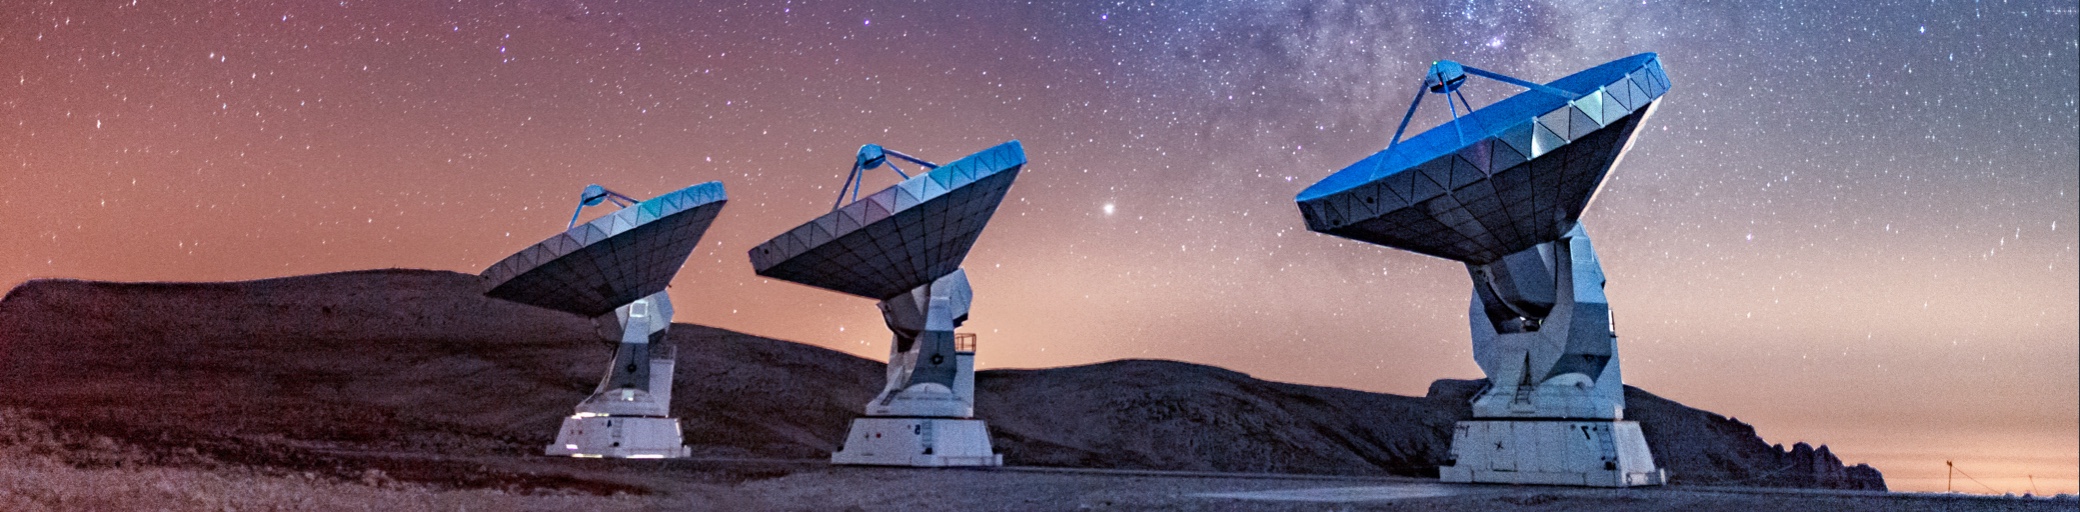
<box><xmin>3</xmin><ymin>0</ymin><xmax>2074</xmax><ymax>495</ymax></box>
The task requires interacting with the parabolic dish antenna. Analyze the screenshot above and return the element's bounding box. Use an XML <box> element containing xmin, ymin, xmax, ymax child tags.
<box><xmin>750</xmin><ymin>141</ymin><xmax>1025</xmax><ymax>301</ymax></box>
<box><xmin>484</xmin><ymin>183</ymin><xmax>727</xmax><ymax>317</ymax></box>
<box><xmin>482</xmin><ymin>181</ymin><xmax>727</xmax><ymax>459</ymax></box>
<box><xmin>1297</xmin><ymin>52</ymin><xmax>1668</xmax><ymax>265</ymax></box>
<box><xmin>1295</xmin><ymin>53</ymin><xmax>1671</xmax><ymax>487</ymax></box>
<box><xmin>751</xmin><ymin>140</ymin><xmax>1024</xmax><ymax>467</ymax></box>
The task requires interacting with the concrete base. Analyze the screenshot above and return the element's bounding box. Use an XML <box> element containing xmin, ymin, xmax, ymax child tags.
<box><xmin>544</xmin><ymin>415</ymin><xmax>690</xmax><ymax>459</ymax></box>
<box><xmin>1440</xmin><ymin>420</ymin><xmax>1666</xmax><ymax>487</ymax></box>
<box><xmin>830</xmin><ymin>417</ymin><xmax>1002</xmax><ymax>467</ymax></box>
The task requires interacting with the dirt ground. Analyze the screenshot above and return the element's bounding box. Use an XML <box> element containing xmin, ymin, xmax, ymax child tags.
<box><xmin>0</xmin><ymin>271</ymin><xmax>2029</xmax><ymax>510</ymax></box>
<box><xmin>510</xmin><ymin>458</ymin><xmax>2074</xmax><ymax>511</ymax></box>
<box><xmin>1</xmin><ymin>451</ymin><xmax>2067</xmax><ymax>511</ymax></box>
<box><xmin>0</xmin><ymin>403</ymin><xmax>2064</xmax><ymax>511</ymax></box>
<box><xmin>0</xmin><ymin>270</ymin><xmax>1883</xmax><ymax>491</ymax></box>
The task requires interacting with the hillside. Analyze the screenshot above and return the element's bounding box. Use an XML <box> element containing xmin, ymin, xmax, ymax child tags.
<box><xmin>0</xmin><ymin>269</ymin><xmax>1882</xmax><ymax>491</ymax></box>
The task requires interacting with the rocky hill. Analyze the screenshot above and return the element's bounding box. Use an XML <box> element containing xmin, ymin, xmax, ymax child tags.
<box><xmin>0</xmin><ymin>269</ymin><xmax>1883</xmax><ymax>491</ymax></box>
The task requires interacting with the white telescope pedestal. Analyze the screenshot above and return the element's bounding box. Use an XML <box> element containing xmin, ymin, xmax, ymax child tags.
<box><xmin>1437</xmin><ymin>227</ymin><xmax>1665</xmax><ymax>487</ymax></box>
<box><xmin>831</xmin><ymin>270</ymin><xmax>1002</xmax><ymax>467</ymax></box>
<box><xmin>544</xmin><ymin>292</ymin><xmax>690</xmax><ymax>459</ymax></box>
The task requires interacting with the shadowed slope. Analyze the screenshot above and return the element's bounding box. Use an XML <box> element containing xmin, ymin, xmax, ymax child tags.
<box><xmin>0</xmin><ymin>269</ymin><xmax>1879</xmax><ymax>491</ymax></box>
<box><xmin>979</xmin><ymin>359</ymin><xmax>1458</xmax><ymax>475</ymax></box>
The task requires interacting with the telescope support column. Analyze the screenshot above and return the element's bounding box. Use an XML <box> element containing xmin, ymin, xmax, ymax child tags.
<box><xmin>545</xmin><ymin>291</ymin><xmax>690</xmax><ymax>459</ymax></box>
<box><xmin>1439</xmin><ymin>225</ymin><xmax>1665</xmax><ymax>486</ymax></box>
<box><xmin>831</xmin><ymin>269</ymin><xmax>1002</xmax><ymax>466</ymax></box>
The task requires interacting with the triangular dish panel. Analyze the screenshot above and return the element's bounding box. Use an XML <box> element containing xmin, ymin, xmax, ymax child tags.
<box><xmin>1406</xmin><ymin>165</ymin><xmax>1450</xmax><ymax>202</ymax></box>
<box><xmin>1491</xmin><ymin>135</ymin><xmax>1529</xmax><ymax>171</ymax></box>
<box><xmin>1496</xmin><ymin>121</ymin><xmax>1535</xmax><ymax>161</ymax></box>
<box><xmin>1566</xmin><ymin>106</ymin><xmax>1601</xmax><ymax>140</ymax></box>
<box><xmin>1383</xmin><ymin>170</ymin><xmax>1415</xmax><ymax>203</ymax></box>
<box><xmin>1294</xmin><ymin>53</ymin><xmax>1668</xmax><ymax>264</ymax></box>
<box><xmin>481</xmin><ymin>181</ymin><xmax>728</xmax><ymax>316</ymax></box>
<box><xmin>1572</xmin><ymin>92</ymin><xmax>1604</xmax><ymax>126</ymax></box>
<box><xmin>1371</xmin><ymin>181</ymin><xmax>1408</xmax><ymax>212</ymax></box>
<box><xmin>1599</xmin><ymin>90</ymin><xmax>1629</xmax><ymax>125</ymax></box>
<box><xmin>1606</xmin><ymin>78</ymin><xmax>1636</xmax><ymax>111</ymax></box>
<box><xmin>1457</xmin><ymin>139</ymin><xmax>1493</xmax><ymax>175</ymax></box>
<box><xmin>749</xmin><ymin>141</ymin><xmax>1026</xmax><ymax>300</ymax></box>
<box><xmin>894</xmin><ymin>181</ymin><xmax>924</xmax><ymax>210</ymax></box>
<box><xmin>1532</xmin><ymin>122</ymin><xmax>1568</xmax><ymax>157</ymax></box>
<box><xmin>1449</xmin><ymin>155</ymin><xmax>1486</xmax><ymax>189</ymax></box>
<box><xmin>1537</xmin><ymin>108</ymin><xmax>1571</xmax><ymax>142</ymax></box>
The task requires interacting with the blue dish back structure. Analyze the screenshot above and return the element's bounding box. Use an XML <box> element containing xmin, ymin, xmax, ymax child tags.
<box><xmin>1297</xmin><ymin>53</ymin><xmax>1669</xmax><ymax>264</ymax></box>
<box><xmin>750</xmin><ymin>141</ymin><xmax>1024</xmax><ymax>301</ymax></box>
<box><xmin>482</xmin><ymin>182</ymin><xmax>728</xmax><ymax>317</ymax></box>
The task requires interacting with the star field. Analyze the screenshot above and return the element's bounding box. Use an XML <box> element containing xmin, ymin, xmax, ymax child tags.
<box><xmin>1</xmin><ymin>0</ymin><xmax>2073</xmax><ymax>495</ymax></box>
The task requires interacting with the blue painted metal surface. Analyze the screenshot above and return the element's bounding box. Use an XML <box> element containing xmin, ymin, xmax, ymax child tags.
<box><xmin>752</xmin><ymin>141</ymin><xmax>1024</xmax><ymax>300</ymax></box>
<box><xmin>1297</xmin><ymin>53</ymin><xmax>1669</xmax><ymax>264</ymax></box>
<box><xmin>484</xmin><ymin>181</ymin><xmax>728</xmax><ymax>316</ymax></box>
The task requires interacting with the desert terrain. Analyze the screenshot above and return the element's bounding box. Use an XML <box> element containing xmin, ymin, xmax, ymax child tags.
<box><xmin>1</xmin><ymin>269</ymin><xmax>2066</xmax><ymax>510</ymax></box>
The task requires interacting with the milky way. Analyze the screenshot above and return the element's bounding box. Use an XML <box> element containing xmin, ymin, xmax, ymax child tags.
<box><xmin>3</xmin><ymin>0</ymin><xmax>2073</xmax><ymax>494</ymax></box>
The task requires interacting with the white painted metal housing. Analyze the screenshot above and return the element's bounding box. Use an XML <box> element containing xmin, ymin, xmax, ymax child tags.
<box><xmin>1440</xmin><ymin>420</ymin><xmax>1663</xmax><ymax>486</ymax></box>
<box><xmin>1298</xmin><ymin>55</ymin><xmax>1673</xmax><ymax>487</ymax></box>
<box><xmin>539</xmin><ymin>293</ymin><xmax>691</xmax><ymax>458</ymax></box>
<box><xmin>827</xmin><ymin>272</ymin><xmax>1001</xmax><ymax>466</ymax></box>
<box><xmin>751</xmin><ymin>142</ymin><xmax>1022</xmax><ymax>468</ymax></box>
<box><xmin>482</xmin><ymin>182</ymin><xmax>726</xmax><ymax>460</ymax></box>
<box><xmin>830</xmin><ymin>351</ymin><xmax>1000</xmax><ymax>466</ymax></box>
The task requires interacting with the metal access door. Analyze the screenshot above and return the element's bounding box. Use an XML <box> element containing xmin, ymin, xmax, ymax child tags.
<box><xmin>1489</xmin><ymin>423</ymin><xmax>1516</xmax><ymax>471</ymax></box>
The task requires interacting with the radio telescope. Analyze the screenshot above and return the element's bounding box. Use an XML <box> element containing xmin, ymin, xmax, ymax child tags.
<box><xmin>750</xmin><ymin>141</ymin><xmax>1024</xmax><ymax>467</ymax></box>
<box><xmin>482</xmin><ymin>181</ymin><xmax>727</xmax><ymax>459</ymax></box>
<box><xmin>1295</xmin><ymin>53</ymin><xmax>1672</xmax><ymax>487</ymax></box>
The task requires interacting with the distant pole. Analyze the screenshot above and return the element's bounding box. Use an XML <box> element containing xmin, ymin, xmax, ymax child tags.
<box><xmin>2029</xmin><ymin>474</ymin><xmax>2038</xmax><ymax>495</ymax></box>
<box><xmin>1946</xmin><ymin>460</ymin><xmax>1954</xmax><ymax>493</ymax></box>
